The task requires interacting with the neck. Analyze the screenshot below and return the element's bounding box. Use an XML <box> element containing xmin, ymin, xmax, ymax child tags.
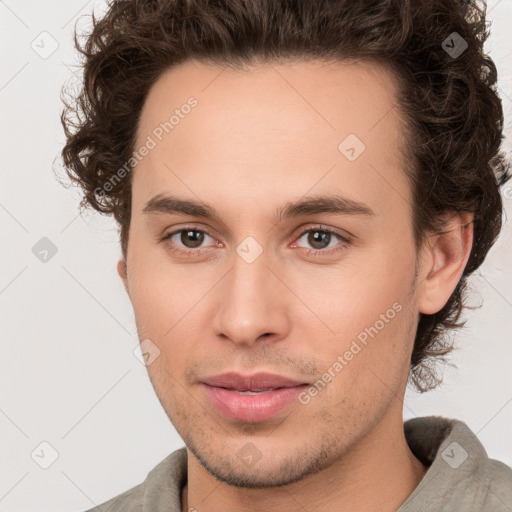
<box><xmin>181</xmin><ymin>411</ymin><xmax>427</xmax><ymax>512</ymax></box>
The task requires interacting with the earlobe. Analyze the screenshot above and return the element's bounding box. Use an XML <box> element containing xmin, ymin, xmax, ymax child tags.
<box><xmin>417</xmin><ymin>212</ymin><xmax>474</xmax><ymax>315</ymax></box>
<box><xmin>117</xmin><ymin>258</ymin><xmax>129</xmax><ymax>295</ymax></box>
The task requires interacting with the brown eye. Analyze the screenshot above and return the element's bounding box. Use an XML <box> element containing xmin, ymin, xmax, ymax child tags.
<box><xmin>162</xmin><ymin>227</ymin><xmax>216</xmax><ymax>253</ymax></box>
<box><xmin>295</xmin><ymin>227</ymin><xmax>347</xmax><ymax>253</ymax></box>
<box><xmin>180</xmin><ymin>229</ymin><xmax>205</xmax><ymax>248</ymax></box>
<box><xmin>306</xmin><ymin>230</ymin><xmax>332</xmax><ymax>250</ymax></box>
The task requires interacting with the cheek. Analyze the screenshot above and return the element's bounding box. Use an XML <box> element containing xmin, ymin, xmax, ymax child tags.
<box><xmin>293</xmin><ymin>259</ymin><xmax>416</xmax><ymax>394</ymax></box>
<box><xmin>289</xmin><ymin>249</ymin><xmax>414</xmax><ymax>334</ymax></box>
<box><xmin>126</xmin><ymin>243</ymin><xmax>212</xmax><ymax>334</ymax></box>
<box><xmin>312</xmin><ymin>301</ymin><xmax>415</xmax><ymax>419</ymax></box>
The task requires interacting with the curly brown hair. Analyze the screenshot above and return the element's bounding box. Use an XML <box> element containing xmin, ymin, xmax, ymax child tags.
<box><xmin>60</xmin><ymin>0</ymin><xmax>510</xmax><ymax>392</ymax></box>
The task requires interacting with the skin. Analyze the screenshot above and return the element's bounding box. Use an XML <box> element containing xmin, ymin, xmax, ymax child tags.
<box><xmin>117</xmin><ymin>59</ymin><xmax>473</xmax><ymax>512</ymax></box>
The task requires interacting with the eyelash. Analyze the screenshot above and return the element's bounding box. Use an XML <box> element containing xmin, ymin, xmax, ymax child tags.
<box><xmin>160</xmin><ymin>224</ymin><xmax>350</xmax><ymax>258</ymax></box>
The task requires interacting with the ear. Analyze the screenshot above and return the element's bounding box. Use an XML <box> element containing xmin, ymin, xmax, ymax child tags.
<box><xmin>117</xmin><ymin>258</ymin><xmax>129</xmax><ymax>296</ymax></box>
<box><xmin>417</xmin><ymin>212</ymin><xmax>474</xmax><ymax>315</ymax></box>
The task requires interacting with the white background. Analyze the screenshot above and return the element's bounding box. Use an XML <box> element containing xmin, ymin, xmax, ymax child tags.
<box><xmin>1</xmin><ymin>1</ymin><xmax>511</xmax><ymax>510</ymax></box>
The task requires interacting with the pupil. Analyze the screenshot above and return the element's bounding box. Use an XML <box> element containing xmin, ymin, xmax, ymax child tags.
<box><xmin>181</xmin><ymin>230</ymin><xmax>204</xmax><ymax>248</ymax></box>
<box><xmin>309</xmin><ymin>231</ymin><xmax>330</xmax><ymax>249</ymax></box>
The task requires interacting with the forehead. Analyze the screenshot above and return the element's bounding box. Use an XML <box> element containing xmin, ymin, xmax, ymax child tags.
<box><xmin>133</xmin><ymin>58</ymin><xmax>411</xmax><ymax>221</ymax></box>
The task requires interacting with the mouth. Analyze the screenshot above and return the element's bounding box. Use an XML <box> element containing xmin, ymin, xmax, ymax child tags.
<box><xmin>200</xmin><ymin>372</ymin><xmax>310</xmax><ymax>422</ymax></box>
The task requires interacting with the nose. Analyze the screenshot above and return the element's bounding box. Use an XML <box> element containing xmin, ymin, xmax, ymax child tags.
<box><xmin>212</xmin><ymin>247</ymin><xmax>292</xmax><ymax>347</ymax></box>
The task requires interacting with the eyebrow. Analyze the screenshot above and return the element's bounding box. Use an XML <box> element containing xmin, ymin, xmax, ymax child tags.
<box><xmin>142</xmin><ymin>193</ymin><xmax>376</xmax><ymax>221</ymax></box>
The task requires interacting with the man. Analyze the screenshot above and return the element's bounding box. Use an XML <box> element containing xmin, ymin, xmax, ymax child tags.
<box><xmin>60</xmin><ymin>0</ymin><xmax>512</xmax><ymax>510</ymax></box>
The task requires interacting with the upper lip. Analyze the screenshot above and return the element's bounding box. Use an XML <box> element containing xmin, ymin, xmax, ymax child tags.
<box><xmin>202</xmin><ymin>372</ymin><xmax>308</xmax><ymax>391</ymax></box>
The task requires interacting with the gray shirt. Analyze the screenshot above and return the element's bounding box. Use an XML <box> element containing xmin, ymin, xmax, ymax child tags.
<box><xmin>85</xmin><ymin>416</ymin><xmax>512</xmax><ymax>511</ymax></box>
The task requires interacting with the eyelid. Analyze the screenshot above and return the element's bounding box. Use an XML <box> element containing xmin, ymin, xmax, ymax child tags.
<box><xmin>161</xmin><ymin>222</ymin><xmax>216</xmax><ymax>238</ymax></box>
<box><xmin>291</xmin><ymin>223</ymin><xmax>352</xmax><ymax>244</ymax></box>
<box><xmin>161</xmin><ymin>224</ymin><xmax>219</xmax><ymax>246</ymax></box>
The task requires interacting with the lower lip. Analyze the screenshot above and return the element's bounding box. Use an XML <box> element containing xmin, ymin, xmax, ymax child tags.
<box><xmin>202</xmin><ymin>384</ymin><xmax>308</xmax><ymax>422</ymax></box>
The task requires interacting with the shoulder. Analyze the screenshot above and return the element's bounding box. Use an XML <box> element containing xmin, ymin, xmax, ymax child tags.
<box><xmin>400</xmin><ymin>415</ymin><xmax>512</xmax><ymax>511</ymax></box>
<box><xmin>482</xmin><ymin>458</ymin><xmax>512</xmax><ymax>510</ymax></box>
<box><xmin>80</xmin><ymin>447</ymin><xmax>187</xmax><ymax>512</ymax></box>
<box><xmin>82</xmin><ymin>481</ymin><xmax>145</xmax><ymax>512</ymax></box>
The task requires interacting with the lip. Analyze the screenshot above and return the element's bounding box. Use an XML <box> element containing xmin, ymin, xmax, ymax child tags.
<box><xmin>202</xmin><ymin>383</ymin><xmax>309</xmax><ymax>422</ymax></box>
<box><xmin>201</xmin><ymin>372</ymin><xmax>309</xmax><ymax>422</ymax></box>
<box><xmin>201</xmin><ymin>372</ymin><xmax>308</xmax><ymax>391</ymax></box>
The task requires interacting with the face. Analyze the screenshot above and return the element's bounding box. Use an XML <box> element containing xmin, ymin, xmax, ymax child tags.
<box><xmin>121</xmin><ymin>59</ymin><xmax>427</xmax><ymax>487</ymax></box>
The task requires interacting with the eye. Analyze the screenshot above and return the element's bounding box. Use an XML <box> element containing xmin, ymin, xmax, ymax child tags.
<box><xmin>292</xmin><ymin>225</ymin><xmax>349</xmax><ymax>255</ymax></box>
<box><xmin>161</xmin><ymin>226</ymin><xmax>218</xmax><ymax>255</ymax></box>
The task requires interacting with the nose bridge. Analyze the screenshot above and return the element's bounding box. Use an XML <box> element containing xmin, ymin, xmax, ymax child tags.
<box><xmin>212</xmin><ymin>241</ymin><xmax>289</xmax><ymax>345</ymax></box>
